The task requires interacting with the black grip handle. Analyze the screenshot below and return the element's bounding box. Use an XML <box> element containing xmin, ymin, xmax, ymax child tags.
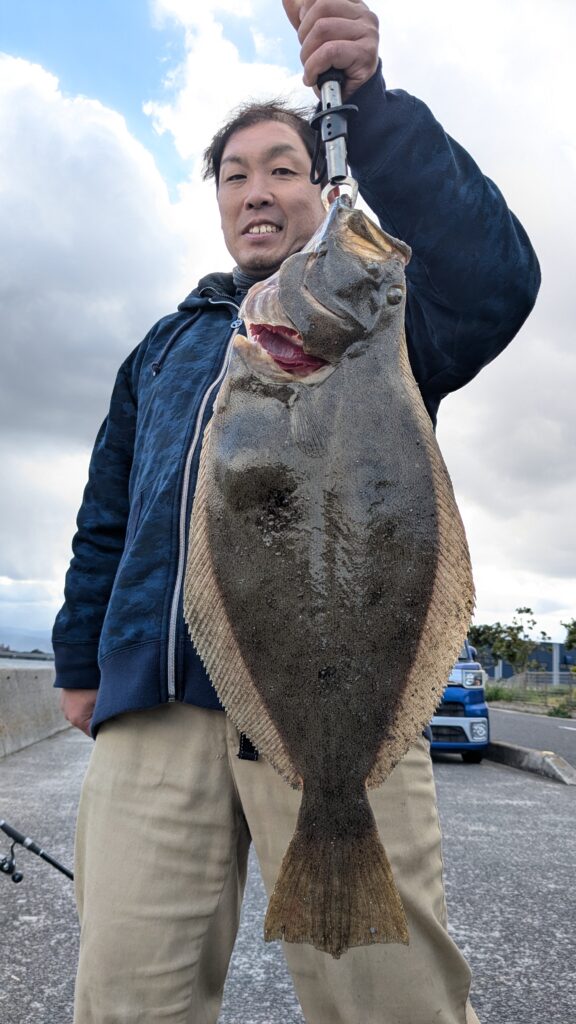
<box><xmin>1</xmin><ymin>819</ymin><xmax>41</xmax><ymax>854</ymax></box>
<box><xmin>0</xmin><ymin>820</ymin><xmax>26</xmax><ymax>844</ymax></box>
<box><xmin>317</xmin><ymin>67</ymin><xmax>345</xmax><ymax>89</ymax></box>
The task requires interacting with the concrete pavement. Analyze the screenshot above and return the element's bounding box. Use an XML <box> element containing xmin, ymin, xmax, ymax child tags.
<box><xmin>1</xmin><ymin>730</ymin><xmax>87</xmax><ymax>1024</ymax></box>
<box><xmin>2</xmin><ymin>729</ymin><xmax>575</xmax><ymax>1023</ymax></box>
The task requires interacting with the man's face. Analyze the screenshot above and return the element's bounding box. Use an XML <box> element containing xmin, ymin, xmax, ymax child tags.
<box><xmin>217</xmin><ymin>121</ymin><xmax>325</xmax><ymax>279</ymax></box>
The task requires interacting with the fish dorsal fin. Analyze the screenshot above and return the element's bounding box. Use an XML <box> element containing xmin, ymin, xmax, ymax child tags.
<box><xmin>184</xmin><ymin>419</ymin><xmax>302</xmax><ymax>790</ymax></box>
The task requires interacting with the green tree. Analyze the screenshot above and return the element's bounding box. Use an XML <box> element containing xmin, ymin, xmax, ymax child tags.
<box><xmin>491</xmin><ymin>607</ymin><xmax>551</xmax><ymax>674</ymax></box>
<box><xmin>468</xmin><ymin>622</ymin><xmax>504</xmax><ymax>668</ymax></box>
<box><xmin>561</xmin><ymin>618</ymin><xmax>576</xmax><ymax>651</ymax></box>
<box><xmin>470</xmin><ymin>608</ymin><xmax>551</xmax><ymax>674</ymax></box>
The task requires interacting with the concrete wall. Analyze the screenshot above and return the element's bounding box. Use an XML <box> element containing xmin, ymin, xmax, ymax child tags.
<box><xmin>0</xmin><ymin>666</ymin><xmax>69</xmax><ymax>758</ymax></box>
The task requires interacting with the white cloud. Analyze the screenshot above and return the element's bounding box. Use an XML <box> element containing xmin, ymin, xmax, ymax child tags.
<box><xmin>465</xmin><ymin>558</ymin><xmax>575</xmax><ymax>644</ymax></box>
<box><xmin>0</xmin><ymin>54</ymin><xmax>194</xmax><ymax>630</ymax></box>
<box><xmin>145</xmin><ymin>0</ymin><xmax>308</xmax><ymax>165</ymax></box>
<box><xmin>0</xmin><ymin>578</ymin><xmax>64</xmax><ymax>633</ymax></box>
<box><xmin>251</xmin><ymin>29</ymin><xmax>285</xmax><ymax>63</ymax></box>
<box><xmin>152</xmin><ymin>0</ymin><xmax>256</xmax><ymax>27</ymax></box>
<box><xmin>0</xmin><ymin>442</ymin><xmax>88</xmax><ymax>582</ymax></box>
<box><xmin>141</xmin><ymin>1</ymin><xmax>312</xmax><ymax>298</ymax></box>
<box><xmin>0</xmin><ymin>55</ymin><xmax>193</xmax><ymax>443</ymax></box>
<box><xmin>0</xmin><ymin>441</ymin><xmax>91</xmax><ymax>634</ymax></box>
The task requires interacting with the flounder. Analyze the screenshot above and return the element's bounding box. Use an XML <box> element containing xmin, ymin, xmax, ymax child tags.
<box><xmin>184</xmin><ymin>200</ymin><xmax>474</xmax><ymax>957</ymax></box>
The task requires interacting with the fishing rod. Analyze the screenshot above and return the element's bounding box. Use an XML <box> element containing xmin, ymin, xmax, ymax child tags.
<box><xmin>310</xmin><ymin>67</ymin><xmax>359</xmax><ymax>208</ymax></box>
<box><xmin>0</xmin><ymin>818</ymin><xmax>74</xmax><ymax>883</ymax></box>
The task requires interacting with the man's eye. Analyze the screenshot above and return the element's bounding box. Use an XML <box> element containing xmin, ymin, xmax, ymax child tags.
<box><xmin>225</xmin><ymin>173</ymin><xmax>246</xmax><ymax>183</ymax></box>
<box><xmin>272</xmin><ymin>167</ymin><xmax>296</xmax><ymax>176</ymax></box>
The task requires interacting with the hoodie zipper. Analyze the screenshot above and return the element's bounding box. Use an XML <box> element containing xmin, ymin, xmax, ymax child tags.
<box><xmin>166</xmin><ymin>298</ymin><xmax>242</xmax><ymax>701</ymax></box>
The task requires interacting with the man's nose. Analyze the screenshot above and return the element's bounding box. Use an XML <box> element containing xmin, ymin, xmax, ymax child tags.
<box><xmin>243</xmin><ymin>176</ymin><xmax>274</xmax><ymax>208</ymax></box>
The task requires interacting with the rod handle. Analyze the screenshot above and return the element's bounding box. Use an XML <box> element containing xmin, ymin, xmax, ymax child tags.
<box><xmin>317</xmin><ymin>67</ymin><xmax>345</xmax><ymax>90</ymax></box>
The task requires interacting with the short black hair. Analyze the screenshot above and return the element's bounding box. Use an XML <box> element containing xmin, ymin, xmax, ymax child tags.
<box><xmin>202</xmin><ymin>99</ymin><xmax>319</xmax><ymax>187</ymax></box>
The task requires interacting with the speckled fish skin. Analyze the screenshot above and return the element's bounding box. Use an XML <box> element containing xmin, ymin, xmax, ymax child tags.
<box><xmin>184</xmin><ymin>201</ymin><xmax>474</xmax><ymax>958</ymax></box>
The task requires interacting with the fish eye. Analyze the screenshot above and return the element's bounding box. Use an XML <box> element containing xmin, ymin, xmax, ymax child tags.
<box><xmin>386</xmin><ymin>286</ymin><xmax>404</xmax><ymax>305</ymax></box>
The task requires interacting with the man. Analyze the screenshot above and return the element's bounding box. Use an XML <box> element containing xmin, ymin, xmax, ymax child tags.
<box><xmin>54</xmin><ymin>1</ymin><xmax>540</xmax><ymax>1021</ymax></box>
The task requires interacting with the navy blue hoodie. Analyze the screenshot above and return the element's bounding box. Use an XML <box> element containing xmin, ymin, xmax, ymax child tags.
<box><xmin>52</xmin><ymin>69</ymin><xmax>540</xmax><ymax>733</ymax></box>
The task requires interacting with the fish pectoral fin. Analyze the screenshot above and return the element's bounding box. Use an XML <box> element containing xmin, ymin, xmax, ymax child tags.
<box><xmin>290</xmin><ymin>389</ymin><xmax>327</xmax><ymax>458</ymax></box>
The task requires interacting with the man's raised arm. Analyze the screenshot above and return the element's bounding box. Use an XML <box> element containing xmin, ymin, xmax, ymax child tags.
<box><xmin>282</xmin><ymin>0</ymin><xmax>540</xmax><ymax>417</ymax></box>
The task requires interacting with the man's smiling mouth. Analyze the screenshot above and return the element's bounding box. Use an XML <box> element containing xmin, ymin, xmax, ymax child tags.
<box><xmin>244</xmin><ymin>223</ymin><xmax>282</xmax><ymax>236</ymax></box>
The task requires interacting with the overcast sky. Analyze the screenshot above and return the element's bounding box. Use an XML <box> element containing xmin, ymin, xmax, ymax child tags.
<box><xmin>1</xmin><ymin>0</ymin><xmax>574</xmax><ymax>644</ymax></box>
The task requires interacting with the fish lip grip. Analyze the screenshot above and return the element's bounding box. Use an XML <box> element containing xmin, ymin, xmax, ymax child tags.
<box><xmin>310</xmin><ymin>67</ymin><xmax>359</xmax><ymax>209</ymax></box>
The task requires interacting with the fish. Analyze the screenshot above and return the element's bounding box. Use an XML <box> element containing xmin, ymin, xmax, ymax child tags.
<box><xmin>183</xmin><ymin>200</ymin><xmax>474</xmax><ymax>958</ymax></box>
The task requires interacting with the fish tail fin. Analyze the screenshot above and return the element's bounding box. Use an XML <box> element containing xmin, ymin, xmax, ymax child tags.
<box><xmin>264</xmin><ymin>790</ymin><xmax>408</xmax><ymax>958</ymax></box>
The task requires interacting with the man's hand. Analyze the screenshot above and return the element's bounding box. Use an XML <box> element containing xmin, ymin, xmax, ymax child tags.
<box><xmin>60</xmin><ymin>689</ymin><xmax>98</xmax><ymax>737</ymax></box>
<box><xmin>282</xmin><ymin>0</ymin><xmax>379</xmax><ymax>100</ymax></box>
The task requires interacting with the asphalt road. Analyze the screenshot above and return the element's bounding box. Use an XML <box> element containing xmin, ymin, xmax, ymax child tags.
<box><xmin>489</xmin><ymin>706</ymin><xmax>576</xmax><ymax>766</ymax></box>
<box><xmin>1</xmin><ymin>730</ymin><xmax>575</xmax><ymax>1024</ymax></box>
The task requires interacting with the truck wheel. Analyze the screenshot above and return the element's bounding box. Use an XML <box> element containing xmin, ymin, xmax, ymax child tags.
<box><xmin>462</xmin><ymin>751</ymin><xmax>483</xmax><ymax>764</ymax></box>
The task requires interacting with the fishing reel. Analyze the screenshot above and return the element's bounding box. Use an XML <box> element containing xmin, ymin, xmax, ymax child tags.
<box><xmin>0</xmin><ymin>819</ymin><xmax>73</xmax><ymax>883</ymax></box>
<box><xmin>1</xmin><ymin>842</ymin><xmax>24</xmax><ymax>883</ymax></box>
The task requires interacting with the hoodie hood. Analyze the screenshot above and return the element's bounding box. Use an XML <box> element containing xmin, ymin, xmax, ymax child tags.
<box><xmin>178</xmin><ymin>272</ymin><xmax>237</xmax><ymax>312</ymax></box>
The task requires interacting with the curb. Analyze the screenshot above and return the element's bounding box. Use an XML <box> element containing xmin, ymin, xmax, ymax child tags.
<box><xmin>486</xmin><ymin>740</ymin><xmax>576</xmax><ymax>785</ymax></box>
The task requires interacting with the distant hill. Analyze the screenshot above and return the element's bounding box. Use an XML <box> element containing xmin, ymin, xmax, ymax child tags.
<box><xmin>0</xmin><ymin>626</ymin><xmax>53</xmax><ymax>655</ymax></box>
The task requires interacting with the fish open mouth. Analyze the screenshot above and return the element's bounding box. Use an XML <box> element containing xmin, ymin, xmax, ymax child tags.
<box><xmin>250</xmin><ymin>324</ymin><xmax>329</xmax><ymax>376</ymax></box>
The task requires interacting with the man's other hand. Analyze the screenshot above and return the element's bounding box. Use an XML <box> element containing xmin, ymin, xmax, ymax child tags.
<box><xmin>60</xmin><ymin>689</ymin><xmax>98</xmax><ymax>737</ymax></box>
<box><xmin>282</xmin><ymin>0</ymin><xmax>379</xmax><ymax>100</ymax></box>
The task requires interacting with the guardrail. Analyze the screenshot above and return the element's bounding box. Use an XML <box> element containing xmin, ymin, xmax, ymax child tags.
<box><xmin>487</xmin><ymin>671</ymin><xmax>575</xmax><ymax>715</ymax></box>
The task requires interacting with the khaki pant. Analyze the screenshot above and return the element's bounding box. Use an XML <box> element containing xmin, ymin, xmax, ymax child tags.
<box><xmin>74</xmin><ymin>704</ymin><xmax>479</xmax><ymax>1024</ymax></box>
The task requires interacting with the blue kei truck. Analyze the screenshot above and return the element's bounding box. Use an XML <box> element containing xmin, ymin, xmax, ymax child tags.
<box><xmin>430</xmin><ymin>639</ymin><xmax>490</xmax><ymax>762</ymax></box>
